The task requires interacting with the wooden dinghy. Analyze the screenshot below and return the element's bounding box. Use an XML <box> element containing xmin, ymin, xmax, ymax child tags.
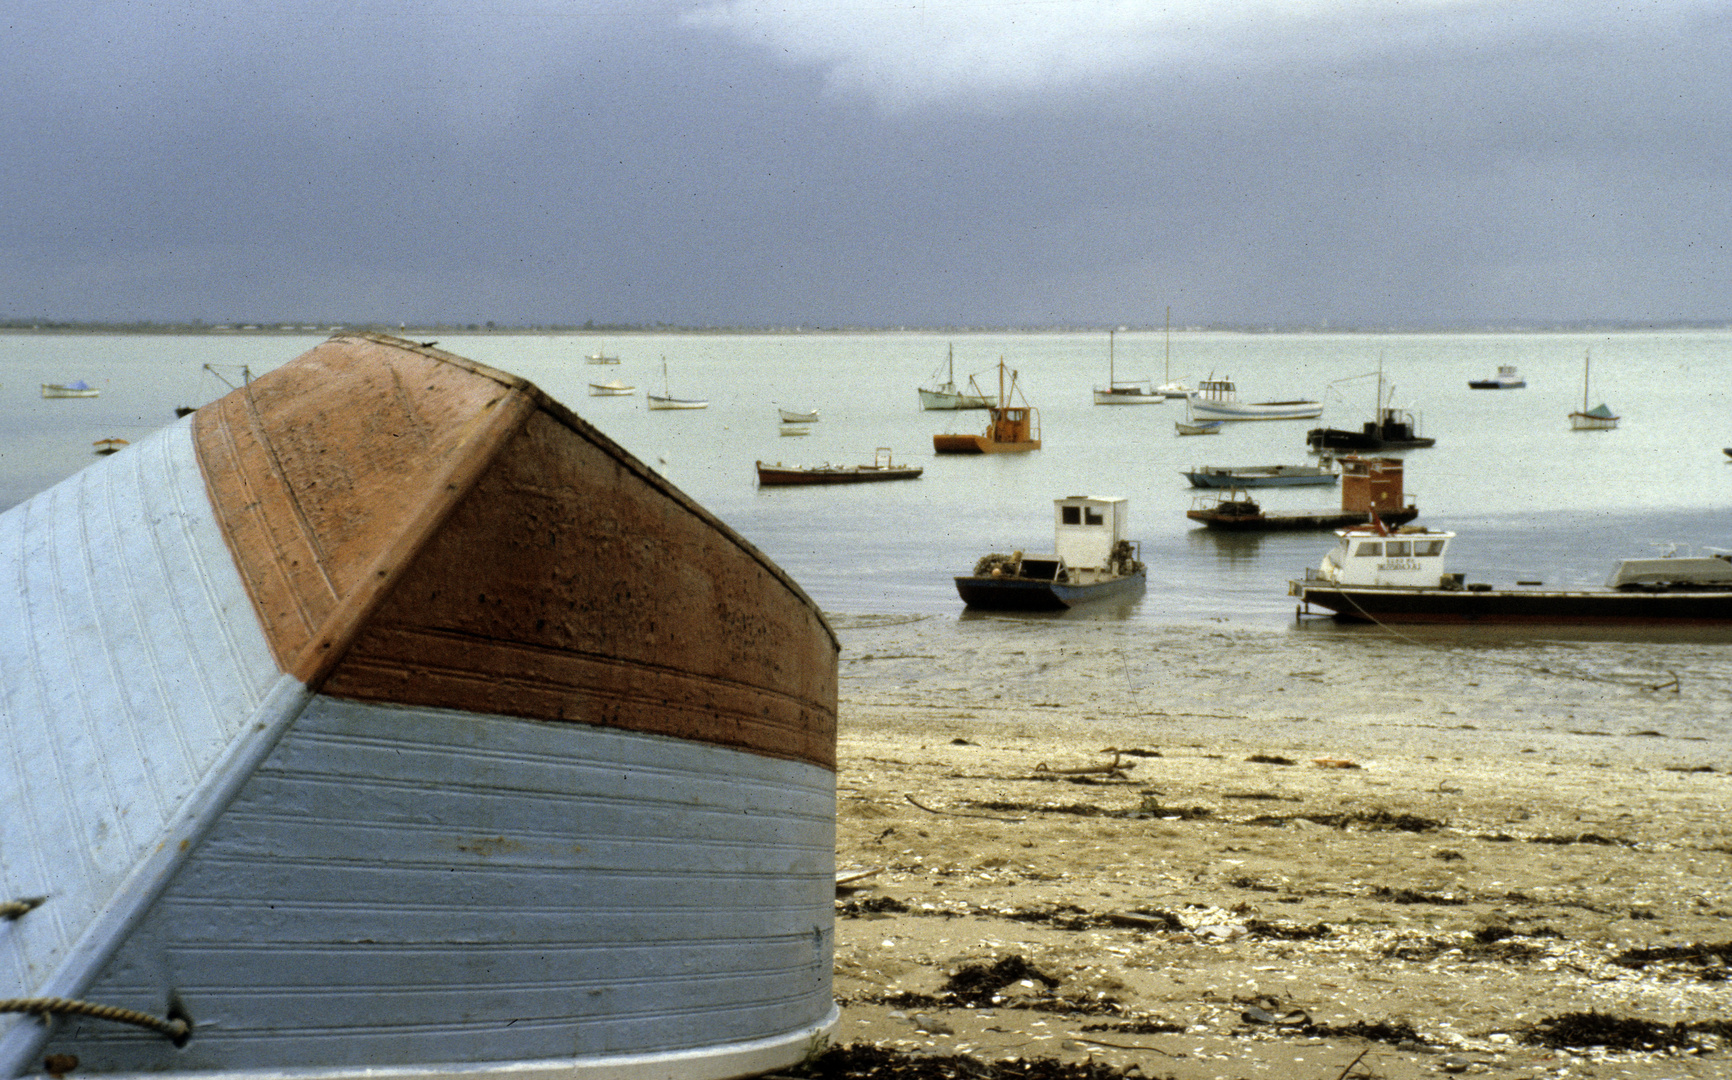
<box><xmin>0</xmin><ymin>333</ymin><xmax>839</xmax><ymax>1080</ymax></box>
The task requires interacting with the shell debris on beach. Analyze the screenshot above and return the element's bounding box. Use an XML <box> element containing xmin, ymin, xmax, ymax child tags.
<box><xmin>823</xmin><ymin>613</ymin><xmax>1732</xmax><ymax>1080</ymax></box>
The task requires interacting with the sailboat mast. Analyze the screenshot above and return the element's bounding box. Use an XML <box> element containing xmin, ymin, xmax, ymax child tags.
<box><xmin>1583</xmin><ymin>348</ymin><xmax>1590</xmax><ymax>411</ymax></box>
<box><xmin>1109</xmin><ymin>329</ymin><xmax>1115</xmax><ymax>385</ymax></box>
<box><xmin>1165</xmin><ymin>307</ymin><xmax>1171</xmax><ymax>382</ymax></box>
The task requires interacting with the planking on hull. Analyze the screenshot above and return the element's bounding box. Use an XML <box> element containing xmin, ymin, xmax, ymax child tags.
<box><xmin>1</xmin><ymin>333</ymin><xmax>839</xmax><ymax>1080</ymax></box>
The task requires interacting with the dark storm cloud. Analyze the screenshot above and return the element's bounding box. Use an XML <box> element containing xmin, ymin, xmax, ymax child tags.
<box><xmin>1</xmin><ymin>1</ymin><xmax>1727</xmax><ymax>327</ymax></box>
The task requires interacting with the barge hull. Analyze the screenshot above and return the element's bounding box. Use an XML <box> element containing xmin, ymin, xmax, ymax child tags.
<box><xmin>1293</xmin><ymin>584</ymin><xmax>1732</xmax><ymax>624</ymax></box>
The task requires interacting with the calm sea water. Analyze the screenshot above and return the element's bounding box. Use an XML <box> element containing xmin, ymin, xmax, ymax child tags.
<box><xmin>4</xmin><ymin>328</ymin><xmax>1730</xmax><ymax>631</ymax></box>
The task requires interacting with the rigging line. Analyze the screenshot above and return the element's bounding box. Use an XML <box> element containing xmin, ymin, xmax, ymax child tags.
<box><xmin>1329</xmin><ymin>587</ymin><xmax>1680</xmax><ymax>693</ymax></box>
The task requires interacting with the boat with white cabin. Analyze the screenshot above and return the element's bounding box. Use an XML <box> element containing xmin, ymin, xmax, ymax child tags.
<box><xmin>955</xmin><ymin>496</ymin><xmax>1145</xmax><ymax>610</ymax></box>
<box><xmin>1291</xmin><ymin>528</ymin><xmax>1732</xmax><ymax>624</ymax></box>
<box><xmin>1187</xmin><ymin>376</ymin><xmax>1323</xmax><ymax>421</ymax></box>
<box><xmin>1469</xmin><ymin>364</ymin><xmax>1525</xmax><ymax>389</ymax></box>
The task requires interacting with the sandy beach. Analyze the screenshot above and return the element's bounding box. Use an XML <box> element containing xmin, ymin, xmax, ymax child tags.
<box><xmin>823</xmin><ymin>614</ymin><xmax>1732</xmax><ymax>1079</ymax></box>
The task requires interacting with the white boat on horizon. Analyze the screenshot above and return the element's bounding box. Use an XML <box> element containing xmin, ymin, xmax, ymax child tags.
<box><xmin>647</xmin><ymin>359</ymin><xmax>708</xmax><ymax>410</ymax></box>
<box><xmin>1092</xmin><ymin>330</ymin><xmax>1162</xmax><ymax>405</ymax></box>
<box><xmin>917</xmin><ymin>344</ymin><xmax>993</xmax><ymax>410</ymax></box>
<box><xmin>41</xmin><ymin>380</ymin><xmax>99</xmax><ymax>398</ymax></box>
<box><xmin>1469</xmin><ymin>364</ymin><xmax>1526</xmax><ymax>389</ymax></box>
<box><xmin>1187</xmin><ymin>376</ymin><xmax>1323</xmax><ymax>421</ymax></box>
<box><xmin>1568</xmin><ymin>349</ymin><xmax>1617</xmax><ymax>430</ymax></box>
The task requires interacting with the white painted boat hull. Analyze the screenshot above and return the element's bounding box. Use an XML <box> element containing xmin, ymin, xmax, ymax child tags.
<box><xmin>1188</xmin><ymin>400</ymin><xmax>1324</xmax><ymax>421</ymax></box>
<box><xmin>2</xmin><ymin>336</ymin><xmax>837</xmax><ymax>1080</ymax></box>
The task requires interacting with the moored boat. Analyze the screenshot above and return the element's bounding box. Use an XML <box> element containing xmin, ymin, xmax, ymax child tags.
<box><xmin>1092</xmin><ymin>330</ymin><xmax>1162</xmax><ymax>405</ymax></box>
<box><xmin>933</xmin><ymin>359</ymin><xmax>1041</xmax><ymax>454</ymax></box>
<box><xmin>1187</xmin><ymin>377</ymin><xmax>1322</xmax><ymax>421</ymax></box>
<box><xmin>1306</xmin><ymin>367</ymin><xmax>1433</xmax><ymax>451</ymax></box>
<box><xmin>647</xmin><ymin>358</ymin><xmax>708</xmax><ymax>410</ymax></box>
<box><xmin>1187</xmin><ymin>455</ymin><xmax>1414</xmax><ymax>530</ymax></box>
<box><xmin>1175</xmin><ymin>419</ymin><xmax>1223</xmax><ymax>436</ymax></box>
<box><xmin>1290</xmin><ymin>529</ymin><xmax>1732</xmax><ymax>625</ymax></box>
<box><xmin>41</xmin><ymin>380</ymin><xmax>99</xmax><ymax>398</ymax></box>
<box><xmin>1469</xmin><ymin>364</ymin><xmax>1526</xmax><ymax>389</ymax></box>
<box><xmin>587</xmin><ymin>378</ymin><xmax>635</xmax><ymax>396</ymax></box>
<box><xmin>917</xmin><ymin>344</ymin><xmax>993</xmax><ymax>410</ymax></box>
<box><xmin>584</xmin><ymin>349</ymin><xmax>621</xmax><ymax>364</ymax></box>
<box><xmin>1182</xmin><ymin>462</ymin><xmax>1337</xmax><ymax>488</ymax></box>
<box><xmin>778</xmin><ymin>408</ymin><xmax>819</xmax><ymax>423</ymax></box>
<box><xmin>1568</xmin><ymin>349</ymin><xmax>1617</xmax><ymax>430</ymax></box>
<box><xmin>0</xmin><ymin>333</ymin><xmax>838</xmax><ymax>1080</ymax></box>
<box><xmin>955</xmin><ymin>496</ymin><xmax>1145</xmax><ymax>610</ymax></box>
<box><xmin>757</xmin><ymin>447</ymin><xmax>922</xmax><ymax>485</ymax></box>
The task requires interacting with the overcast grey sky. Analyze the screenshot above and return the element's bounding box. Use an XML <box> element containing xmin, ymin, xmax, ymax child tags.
<box><xmin>3</xmin><ymin>1</ymin><xmax>1727</xmax><ymax>328</ymax></box>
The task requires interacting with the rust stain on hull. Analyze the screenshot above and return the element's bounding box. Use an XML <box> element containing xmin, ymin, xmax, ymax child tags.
<box><xmin>194</xmin><ymin>333</ymin><xmax>837</xmax><ymax>770</ymax></box>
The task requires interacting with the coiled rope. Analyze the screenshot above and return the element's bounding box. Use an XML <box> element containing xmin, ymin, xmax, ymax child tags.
<box><xmin>0</xmin><ymin>999</ymin><xmax>190</xmax><ymax>1044</ymax></box>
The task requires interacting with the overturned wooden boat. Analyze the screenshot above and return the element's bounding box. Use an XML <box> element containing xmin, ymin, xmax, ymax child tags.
<box><xmin>757</xmin><ymin>447</ymin><xmax>922</xmax><ymax>485</ymax></box>
<box><xmin>0</xmin><ymin>333</ymin><xmax>839</xmax><ymax>1080</ymax></box>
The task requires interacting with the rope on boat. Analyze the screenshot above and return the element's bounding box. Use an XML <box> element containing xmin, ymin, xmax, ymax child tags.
<box><xmin>0</xmin><ymin>999</ymin><xmax>191</xmax><ymax>1044</ymax></box>
<box><xmin>1</xmin><ymin>897</ymin><xmax>46</xmax><ymax>921</ymax></box>
<box><xmin>1324</xmin><ymin>587</ymin><xmax>1682</xmax><ymax>693</ymax></box>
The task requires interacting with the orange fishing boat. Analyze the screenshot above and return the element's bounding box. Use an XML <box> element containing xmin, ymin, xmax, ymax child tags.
<box><xmin>932</xmin><ymin>358</ymin><xmax>1041</xmax><ymax>454</ymax></box>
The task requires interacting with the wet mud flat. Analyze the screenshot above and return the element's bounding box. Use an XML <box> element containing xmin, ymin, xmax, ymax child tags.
<box><xmin>820</xmin><ymin>614</ymin><xmax>1732</xmax><ymax>1079</ymax></box>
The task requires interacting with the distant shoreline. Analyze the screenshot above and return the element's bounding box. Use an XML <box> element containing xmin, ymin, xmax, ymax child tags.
<box><xmin>5</xmin><ymin>320</ymin><xmax>1731</xmax><ymax>337</ymax></box>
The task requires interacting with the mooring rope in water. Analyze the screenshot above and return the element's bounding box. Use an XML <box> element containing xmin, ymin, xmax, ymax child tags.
<box><xmin>0</xmin><ymin>998</ymin><xmax>190</xmax><ymax>1043</ymax></box>
<box><xmin>1322</xmin><ymin>587</ymin><xmax>1681</xmax><ymax>693</ymax></box>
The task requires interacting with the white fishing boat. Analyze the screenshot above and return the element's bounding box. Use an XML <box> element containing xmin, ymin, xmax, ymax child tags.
<box><xmin>1187</xmin><ymin>377</ymin><xmax>1323</xmax><ymax>421</ymax></box>
<box><xmin>0</xmin><ymin>333</ymin><xmax>838</xmax><ymax>1080</ymax></box>
<box><xmin>647</xmin><ymin>359</ymin><xmax>708</xmax><ymax>410</ymax></box>
<box><xmin>41</xmin><ymin>380</ymin><xmax>99</xmax><ymax>398</ymax></box>
<box><xmin>587</xmin><ymin>378</ymin><xmax>635</xmax><ymax>396</ymax></box>
<box><xmin>1092</xmin><ymin>330</ymin><xmax>1161</xmax><ymax>405</ymax></box>
<box><xmin>1568</xmin><ymin>349</ymin><xmax>1618</xmax><ymax>430</ymax></box>
<box><xmin>584</xmin><ymin>349</ymin><xmax>621</xmax><ymax>364</ymax></box>
<box><xmin>1469</xmin><ymin>364</ymin><xmax>1526</xmax><ymax>389</ymax></box>
<box><xmin>917</xmin><ymin>345</ymin><xmax>993</xmax><ymax>410</ymax></box>
<box><xmin>1175</xmin><ymin>419</ymin><xmax>1223</xmax><ymax>436</ymax></box>
<box><xmin>778</xmin><ymin>408</ymin><xmax>819</xmax><ymax>423</ymax></box>
<box><xmin>954</xmin><ymin>496</ymin><xmax>1145</xmax><ymax>610</ymax></box>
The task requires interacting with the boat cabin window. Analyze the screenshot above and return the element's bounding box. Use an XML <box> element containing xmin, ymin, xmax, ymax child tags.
<box><xmin>1061</xmin><ymin>506</ymin><xmax>1081</xmax><ymax>525</ymax></box>
<box><xmin>1385</xmin><ymin>541</ymin><xmax>1410</xmax><ymax>557</ymax></box>
<box><xmin>1414</xmin><ymin>539</ymin><xmax>1445</xmax><ymax>556</ymax></box>
<box><xmin>1085</xmin><ymin>508</ymin><xmax>1104</xmax><ymax>525</ymax></box>
<box><xmin>1355</xmin><ymin>541</ymin><xmax>1382</xmax><ymax>557</ymax></box>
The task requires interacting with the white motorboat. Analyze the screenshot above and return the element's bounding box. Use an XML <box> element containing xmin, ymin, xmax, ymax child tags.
<box><xmin>588</xmin><ymin>379</ymin><xmax>635</xmax><ymax>396</ymax></box>
<box><xmin>1187</xmin><ymin>377</ymin><xmax>1323</xmax><ymax>421</ymax></box>
<box><xmin>778</xmin><ymin>408</ymin><xmax>819</xmax><ymax>423</ymax></box>
<box><xmin>1469</xmin><ymin>364</ymin><xmax>1526</xmax><ymax>389</ymax></box>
